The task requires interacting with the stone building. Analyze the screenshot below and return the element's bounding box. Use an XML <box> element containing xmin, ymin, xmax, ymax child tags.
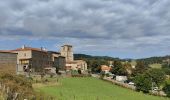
<box><xmin>0</xmin><ymin>51</ymin><xmax>17</xmax><ymax>74</ymax></box>
<box><xmin>60</xmin><ymin>45</ymin><xmax>74</xmax><ymax>62</ymax></box>
<box><xmin>0</xmin><ymin>45</ymin><xmax>87</xmax><ymax>74</ymax></box>
<box><xmin>48</xmin><ymin>51</ymin><xmax>66</xmax><ymax>70</ymax></box>
<box><xmin>60</xmin><ymin>45</ymin><xmax>87</xmax><ymax>72</ymax></box>
<box><xmin>12</xmin><ymin>46</ymin><xmax>52</xmax><ymax>74</ymax></box>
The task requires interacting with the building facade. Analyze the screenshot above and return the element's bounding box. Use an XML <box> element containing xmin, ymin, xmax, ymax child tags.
<box><xmin>13</xmin><ymin>46</ymin><xmax>52</xmax><ymax>74</ymax></box>
<box><xmin>48</xmin><ymin>51</ymin><xmax>66</xmax><ymax>70</ymax></box>
<box><xmin>0</xmin><ymin>51</ymin><xmax>17</xmax><ymax>74</ymax></box>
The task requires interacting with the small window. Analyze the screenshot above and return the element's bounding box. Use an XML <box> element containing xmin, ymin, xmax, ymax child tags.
<box><xmin>24</xmin><ymin>53</ymin><xmax>26</xmax><ymax>57</ymax></box>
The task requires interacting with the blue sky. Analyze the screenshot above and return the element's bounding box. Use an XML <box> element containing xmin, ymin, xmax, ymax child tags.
<box><xmin>0</xmin><ymin>0</ymin><xmax>170</xmax><ymax>59</ymax></box>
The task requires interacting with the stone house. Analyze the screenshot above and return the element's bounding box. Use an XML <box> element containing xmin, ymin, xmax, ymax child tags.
<box><xmin>12</xmin><ymin>46</ymin><xmax>52</xmax><ymax>74</ymax></box>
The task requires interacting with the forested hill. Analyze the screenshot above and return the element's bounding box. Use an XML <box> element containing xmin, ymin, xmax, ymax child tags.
<box><xmin>137</xmin><ymin>55</ymin><xmax>170</xmax><ymax>64</ymax></box>
<box><xmin>74</xmin><ymin>54</ymin><xmax>170</xmax><ymax>65</ymax></box>
<box><xmin>74</xmin><ymin>54</ymin><xmax>120</xmax><ymax>61</ymax></box>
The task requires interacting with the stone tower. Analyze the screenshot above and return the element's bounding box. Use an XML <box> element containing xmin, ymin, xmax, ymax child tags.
<box><xmin>60</xmin><ymin>45</ymin><xmax>74</xmax><ymax>62</ymax></box>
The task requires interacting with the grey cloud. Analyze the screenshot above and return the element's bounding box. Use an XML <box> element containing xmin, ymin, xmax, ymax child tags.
<box><xmin>0</xmin><ymin>0</ymin><xmax>170</xmax><ymax>58</ymax></box>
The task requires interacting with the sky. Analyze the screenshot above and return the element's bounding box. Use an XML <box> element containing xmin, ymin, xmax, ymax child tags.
<box><xmin>0</xmin><ymin>0</ymin><xmax>170</xmax><ymax>59</ymax></box>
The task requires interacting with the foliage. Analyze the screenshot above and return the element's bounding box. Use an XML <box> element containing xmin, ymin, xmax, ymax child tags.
<box><xmin>137</xmin><ymin>56</ymin><xmax>166</xmax><ymax>65</ymax></box>
<box><xmin>71</xmin><ymin>70</ymin><xmax>79</xmax><ymax>75</ymax></box>
<box><xmin>0</xmin><ymin>73</ymin><xmax>54</xmax><ymax>99</ymax></box>
<box><xmin>134</xmin><ymin>69</ymin><xmax>166</xmax><ymax>93</ymax></box>
<box><xmin>163</xmin><ymin>83</ymin><xmax>170</xmax><ymax>97</ymax></box>
<box><xmin>162</xmin><ymin>62</ymin><xmax>170</xmax><ymax>75</ymax></box>
<box><xmin>124</xmin><ymin>62</ymin><xmax>133</xmax><ymax>75</ymax></box>
<box><xmin>134</xmin><ymin>74</ymin><xmax>152</xmax><ymax>93</ymax></box>
<box><xmin>111</xmin><ymin>60</ymin><xmax>127</xmax><ymax>76</ymax></box>
<box><xmin>145</xmin><ymin>69</ymin><xmax>166</xmax><ymax>87</ymax></box>
<box><xmin>132</xmin><ymin>61</ymin><xmax>148</xmax><ymax>76</ymax></box>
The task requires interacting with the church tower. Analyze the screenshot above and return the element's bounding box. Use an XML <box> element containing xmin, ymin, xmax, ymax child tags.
<box><xmin>60</xmin><ymin>45</ymin><xmax>74</xmax><ymax>62</ymax></box>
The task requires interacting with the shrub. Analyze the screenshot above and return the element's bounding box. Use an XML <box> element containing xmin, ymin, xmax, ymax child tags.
<box><xmin>163</xmin><ymin>83</ymin><xmax>170</xmax><ymax>97</ymax></box>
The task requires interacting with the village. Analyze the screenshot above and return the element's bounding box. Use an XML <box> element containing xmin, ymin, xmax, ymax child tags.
<box><xmin>0</xmin><ymin>45</ymin><xmax>87</xmax><ymax>76</ymax></box>
<box><xmin>0</xmin><ymin>44</ymin><xmax>136</xmax><ymax>85</ymax></box>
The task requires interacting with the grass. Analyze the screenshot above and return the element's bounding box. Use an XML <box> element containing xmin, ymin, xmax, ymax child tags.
<box><xmin>35</xmin><ymin>77</ymin><xmax>170</xmax><ymax>100</ymax></box>
<box><xmin>149</xmin><ymin>64</ymin><xmax>162</xmax><ymax>69</ymax></box>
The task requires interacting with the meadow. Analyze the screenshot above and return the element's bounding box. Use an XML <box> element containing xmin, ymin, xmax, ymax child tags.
<box><xmin>149</xmin><ymin>63</ymin><xmax>162</xmax><ymax>69</ymax></box>
<box><xmin>34</xmin><ymin>77</ymin><xmax>170</xmax><ymax>100</ymax></box>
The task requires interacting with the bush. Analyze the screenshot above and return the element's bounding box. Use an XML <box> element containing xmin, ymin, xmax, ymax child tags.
<box><xmin>0</xmin><ymin>73</ymin><xmax>54</xmax><ymax>99</ymax></box>
<box><xmin>163</xmin><ymin>83</ymin><xmax>170</xmax><ymax>97</ymax></box>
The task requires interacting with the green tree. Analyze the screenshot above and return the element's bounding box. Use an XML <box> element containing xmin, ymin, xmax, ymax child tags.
<box><xmin>163</xmin><ymin>83</ymin><xmax>170</xmax><ymax>97</ymax></box>
<box><xmin>111</xmin><ymin>60</ymin><xmax>127</xmax><ymax>76</ymax></box>
<box><xmin>132</xmin><ymin>61</ymin><xmax>147</xmax><ymax>76</ymax></box>
<box><xmin>162</xmin><ymin>62</ymin><xmax>170</xmax><ymax>75</ymax></box>
<box><xmin>145</xmin><ymin>69</ymin><xmax>166</xmax><ymax>87</ymax></box>
<box><xmin>134</xmin><ymin>74</ymin><xmax>152</xmax><ymax>93</ymax></box>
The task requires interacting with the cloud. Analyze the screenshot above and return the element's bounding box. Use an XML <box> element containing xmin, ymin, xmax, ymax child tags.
<box><xmin>0</xmin><ymin>0</ymin><xmax>170</xmax><ymax>58</ymax></box>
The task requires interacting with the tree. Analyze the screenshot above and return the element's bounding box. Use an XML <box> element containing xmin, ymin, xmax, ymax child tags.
<box><xmin>162</xmin><ymin>62</ymin><xmax>170</xmax><ymax>75</ymax></box>
<box><xmin>124</xmin><ymin>62</ymin><xmax>132</xmax><ymax>75</ymax></box>
<box><xmin>111</xmin><ymin>60</ymin><xmax>127</xmax><ymax>76</ymax></box>
<box><xmin>163</xmin><ymin>83</ymin><xmax>170</xmax><ymax>97</ymax></box>
<box><xmin>134</xmin><ymin>69</ymin><xmax>166</xmax><ymax>93</ymax></box>
<box><xmin>134</xmin><ymin>74</ymin><xmax>152</xmax><ymax>93</ymax></box>
<box><xmin>145</xmin><ymin>69</ymin><xmax>166</xmax><ymax>87</ymax></box>
<box><xmin>132</xmin><ymin>61</ymin><xmax>148</xmax><ymax>76</ymax></box>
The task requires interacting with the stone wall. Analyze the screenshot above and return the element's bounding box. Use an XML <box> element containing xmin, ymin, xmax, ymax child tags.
<box><xmin>0</xmin><ymin>52</ymin><xmax>17</xmax><ymax>74</ymax></box>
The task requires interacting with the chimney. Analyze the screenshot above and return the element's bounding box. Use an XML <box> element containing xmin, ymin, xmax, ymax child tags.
<box><xmin>41</xmin><ymin>47</ymin><xmax>43</xmax><ymax>51</ymax></box>
<box><xmin>22</xmin><ymin>45</ymin><xmax>26</xmax><ymax>49</ymax></box>
<box><xmin>40</xmin><ymin>47</ymin><xmax>47</xmax><ymax>51</ymax></box>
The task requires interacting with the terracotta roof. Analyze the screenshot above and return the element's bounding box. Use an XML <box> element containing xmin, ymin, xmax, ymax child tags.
<box><xmin>101</xmin><ymin>65</ymin><xmax>112</xmax><ymax>71</ymax></box>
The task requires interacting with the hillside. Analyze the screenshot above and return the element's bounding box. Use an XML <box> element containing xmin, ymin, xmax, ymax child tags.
<box><xmin>137</xmin><ymin>55</ymin><xmax>170</xmax><ymax>65</ymax></box>
<box><xmin>74</xmin><ymin>54</ymin><xmax>120</xmax><ymax>61</ymax></box>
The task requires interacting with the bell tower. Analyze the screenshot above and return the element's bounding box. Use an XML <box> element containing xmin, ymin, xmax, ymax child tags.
<box><xmin>60</xmin><ymin>45</ymin><xmax>74</xmax><ymax>62</ymax></box>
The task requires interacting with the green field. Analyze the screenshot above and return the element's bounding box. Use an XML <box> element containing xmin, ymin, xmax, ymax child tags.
<box><xmin>35</xmin><ymin>77</ymin><xmax>169</xmax><ymax>100</ymax></box>
<box><xmin>149</xmin><ymin>64</ymin><xmax>162</xmax><ymax>69</ymax></box>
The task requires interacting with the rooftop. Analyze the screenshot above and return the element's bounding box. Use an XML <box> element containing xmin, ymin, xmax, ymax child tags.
<box><xmin>13</xmin><ymin>46</ymin><xmax>47</xmax><ymax>52</ymax></box>
<box><xmin>61</xmin><ymin>44</ymin><xmax>72</xmax><ymax>47</ymax></box>
<box><xmin>0</xmin><ymin>50</ymin><xmax>17</xmax><ymax>54</ymax></box>
<box><xmin>48</xmin><ymin>51</ymin><xmax>60</xmax><ymax>54</ymax></box>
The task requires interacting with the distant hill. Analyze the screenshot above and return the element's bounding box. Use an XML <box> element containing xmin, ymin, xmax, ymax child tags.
<box><xmin>74</xmin><ymin>54</ymin><xmax>120</xmax><ymax>61</ymax></box>
<box><xmin>137</xmin><ymin>55</ymin><xmax>170</xmax><ymax>64</ymax></box>
<box><xmin>74</xmin><ymin>53</ymin><xmax>170</xmax><ymax>65</ymax></box>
